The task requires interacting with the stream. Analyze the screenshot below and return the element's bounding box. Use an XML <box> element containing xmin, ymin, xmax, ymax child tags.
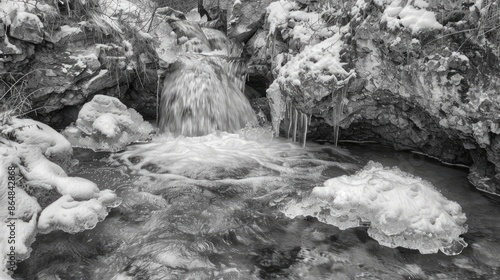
<box><xmin>15</xmin><ymin>135</ymin><xmax>500</xmax><ymax>280</ymax></box>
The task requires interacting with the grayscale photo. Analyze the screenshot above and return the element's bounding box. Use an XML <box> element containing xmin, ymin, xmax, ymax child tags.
<box><xmin>1</xmin><ymin>0</ymin><xmax>499</xmax><ymax>278</ymax></box>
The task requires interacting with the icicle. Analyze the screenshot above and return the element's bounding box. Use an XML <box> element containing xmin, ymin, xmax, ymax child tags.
<box><xmin>332</xmin><ymin>82</ymin><xmax>349</xmax><ymax>147</ymax></box>
<box><xmin>293</xmin><ymin>108</ymin><xmax>298</xmax><ymax>143</ymax></box>
<box><xmin>332</xmin><ymin>92</ymin><xmax>340</xmax><ymax>147</ymax></box>
<box><xmin>302</xmin><ymin>113</ymin><xmax>308</xmax><ymax>148</ymax></box>
<box><xmin>287</xmin><ymin>101</ymin><xmax>292</xmax><ymax>138</ymax></box>
<box><xmin>299</xmin><ymin>111</ymin><xmax>304</xmax><ymax>145</ymax></box>
<box><xmin>267</xmin><ymin>81</ymin><xmax>285</xmax><ymax>137</ymax></box>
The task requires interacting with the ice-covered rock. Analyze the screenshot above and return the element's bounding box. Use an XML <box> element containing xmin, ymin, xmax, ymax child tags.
<box><xmin>92</xmin><ymin>113</ymin><xmax>121</xmax><ymax>138</ymax></box>
<box><xmin>0</xmin><ymin>117</ymin><xmax>121</xmax><ymax>277</ymax></box>
<box><xmin>227</xmin><ymin>0</ymin><xmax>275</xmax><ymax>42</ymax></box>
<box><xmin>37</xmin><ymin>193</ymin><xmax>112</xmax><ymax>234</ymax></box>
<box><xmin>381</xmin><ymin>0</ymin><xmax>443</xmax><ymax>34</ymax></box>
<box><xmin>283</xmin><ymin>161</ymin><xmax>468</xmax><ymax>255</ymax></box>
<box><xmin>0</xmin><ymin>148</ymin><xmax>38</xmax><ymax>278</ymax></box>
<box><xmin>272</xmin><ymin>32</ymin><xmax>355</xmax><ymax>113</ymax></box>
<box><xmin>3</xmin><ymin>118</ymin><xmax>73</xmax><ymax>161</ymax></box>
<box><xmin>63</xmin><ymin>95</ymin><xmax>154</xmax><ymax>151</ymax></box>
<box><xmin>19</xmin><ymin>147</ymin><xmax>100</xmax><ymax>200</ymax></box>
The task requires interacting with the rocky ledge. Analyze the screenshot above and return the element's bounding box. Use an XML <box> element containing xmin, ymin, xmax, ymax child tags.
<box><xmin>234</xmin><ymin>0</ymin><xmax>500</xmax><ymax>198</ymax></box>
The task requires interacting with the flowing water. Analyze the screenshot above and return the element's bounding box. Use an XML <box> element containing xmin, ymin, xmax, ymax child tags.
<box><xmin>15</xmin><ymin>135</ymin><xmax>500</xmax><ymax>280</ymax></box>
<box><xmin>159</xmin><ymin>22</ymin><xmax>255</xmax><ymax>136</ymax></box>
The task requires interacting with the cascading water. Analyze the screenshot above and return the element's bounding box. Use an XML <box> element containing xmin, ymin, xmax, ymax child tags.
<box><xmin>158</xmin><ymin>22</ymin><xmax>256</xmax><ymax>136</ymax></box>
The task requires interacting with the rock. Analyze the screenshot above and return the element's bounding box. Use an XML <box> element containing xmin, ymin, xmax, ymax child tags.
<box><xmin>10</xmin><ymin>12</ymin><xmax>44</xmax><ymax>44</ymax></box>
<box><xmin>227</xmin><ymin>0</ymin><xmax>274</xmax><ymax>43</ymax></box>
<box><xmin>44</xmin><ymin>25</ymin><xmax>84</xmax><ymax>44</ymax></box>
<box><xmin>260</xmin><ymin>0</ymin><xmax>500</xmax><ymax>196</ymax></box>
<box><xmin>0</xmin><ymin>36</ymin><xmax>22</xmax><ymax>55</ymax></box>
<box><xmin>62</xmin><ymin>95</ymin><xmax>154</xmax><ymax>152</ymax></box>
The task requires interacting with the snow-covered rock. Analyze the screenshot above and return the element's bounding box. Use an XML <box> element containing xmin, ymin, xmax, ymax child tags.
<box><xmin>258</xmin><ymin>0</ymin><xmax>500</xmax><ymax>198</ymax></box>
<box><xmin>283</xmin><ymin>161</ymin><xmax>468</xmax><ymax>255</ymax></box>
<box><xmin>63</xmin><ymin>95</ymin><xmax>154</xmax><ymax>151</ymax></box>
<box><xmin>10</xmin><ymin>12</ymin><xmax>44</xmax><ymax>44</ymax></box>
<box><xmin>4</xmin><ymin>118</ymin><xmax>72</xmax><ymax>160</ymax></box>
<box><xmin>37</xmin><ymin>193</ymin><xmax>116</xmax><ymax>234</ymax></box>
<box><xmin>0</xmin><ymin>117</ymin><xmax>121</xmax><ymax>277</ymax></box>
<box><xmin>227</xmin><ymin>0</ymin><xmax>275</xmax><ymax>42</ymax></box>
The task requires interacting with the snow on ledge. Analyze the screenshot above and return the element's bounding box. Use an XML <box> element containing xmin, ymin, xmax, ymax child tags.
<box><xmin>381</xmin><ymin>0</ymin><xmax>442</xmax><ymax>34</ymax></box>
<box><xmin>283</xmin><ymin>161</ymin><xmax>468</xmax><ymax>255</ymax></box>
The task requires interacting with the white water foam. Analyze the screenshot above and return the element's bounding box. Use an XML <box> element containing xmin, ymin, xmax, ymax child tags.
<box><xmin>111</xmin><ymin>131</ymin><xmax>356</xmax><ymax>183</ymax></box>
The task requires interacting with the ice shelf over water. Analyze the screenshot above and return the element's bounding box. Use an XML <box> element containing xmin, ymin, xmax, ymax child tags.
<box><xmin>283</xmin><ymin>161</ymin><xmax>468</xmax><ymax>255</ymax></box>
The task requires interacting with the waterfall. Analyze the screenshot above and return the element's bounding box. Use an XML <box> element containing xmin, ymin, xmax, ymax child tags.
<box><xmin>158</xmin><ymin>22</ymin><xmax>257</xmax><ymax>136</ymax></box>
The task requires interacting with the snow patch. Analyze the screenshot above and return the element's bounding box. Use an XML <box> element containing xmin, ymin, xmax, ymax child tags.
<box><xmin>382</xmin><ymin>0</ymin><xmax>442</xmax><ymax>34</ymax></box>
<box><xmin>266</xmin><ymin>0</ymin><xmax>299</xmax><ymax>36</ymax></box>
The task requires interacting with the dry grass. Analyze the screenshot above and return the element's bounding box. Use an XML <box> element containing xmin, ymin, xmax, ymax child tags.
<box><xmin>0</xmin><ymin>70</ymin><xmax>53</xmax><ymax>124</ymax></box>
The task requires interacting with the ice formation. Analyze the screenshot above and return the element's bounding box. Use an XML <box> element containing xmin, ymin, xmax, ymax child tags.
<box><xmin>266</xmin><ymin>0</ymin><xmax>299</xmax><ymax>36</ymax></box>
<box><xmin>37</xmin><ymin>192</ymin><xmax>119</xmax><ymax>234</ymax></box>
<box><xmin>0</xmin><ymin>117</ymin><xmax>120</xmax><ymax>278</ymax></box>
<box><xmin>283</xmin><ymin>161</ymin><xmax>468</xmax><ymax>255</ymax></box>
<box><xmin>4</xmin><ymin>118</ymin><xmax>73</xmax><ymax>160</ymax></box>
<box><xmin>266</xmin><ymin>9</ymin><xmax>355</xmax><ymax>145</ymax></box>
<box><xmin>63</xmin><ymin>95</ymin><xmax>154</xmax><ymax>152</ymax></box>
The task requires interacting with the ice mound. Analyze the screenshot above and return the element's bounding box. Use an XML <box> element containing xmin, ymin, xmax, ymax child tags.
<box><xmin>1</xmin><ymin>117</ymin><xmax>121</xmax><ymax>277</ymax></box>
<box><xmin>283</xmin><ymin>161</ymin><xmax>468</xmax><ymax>255</ymax></box>
<box><xmin>63</xmin><ymin>95</ymin><xmax>154</xmax><ymax>152</ymax></box>
<box><xmin>37</xmin><ymin>192</ymin><xmax>117</xmax><ymax>234</ymax></box>
<box><xmin>0</xmin><ymin>149</ymin><xmax>39</xmax><ymax>277</ymax></box>
<box><xmin>3</xmin><ymin>117</ymin><xmax>72</xmax><ymax>161</ymax></box>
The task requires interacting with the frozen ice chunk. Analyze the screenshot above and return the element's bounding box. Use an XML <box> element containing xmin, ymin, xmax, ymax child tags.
<box><xmin>63</xmin><ymin>95</ymin><xmax>154</xmax><ymax>151</ymax></box>
<box><xmin>19</xmin><ymin>147</ymin><xmax>99</xmax><ymax>199</ymax></box>
<box><xmin>283</xmin><ymin>161</ymin><xmax>468</xmax><ymax>255</ymax></box>
<box><xmin>38</xmin><ymin>194</ymin><xmax>112</xmax><ymax>234</ymax></box>
<box><xmin>2</xmin><ymin>118</ymin><xmax>72</xmax><ymax>160</ymax></box>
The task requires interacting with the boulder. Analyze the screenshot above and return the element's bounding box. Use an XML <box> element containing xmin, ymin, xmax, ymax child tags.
<box><xmin>63</xmin><ymin>95</ymin><xmax>154</xmax><ymax>152</ymax></box>
<box><xmin>262</xmin><ymin>0</ymin><xmax>500</xmax><ymax>197</ymax></box>
<box><xmin>10</xmin><ymin>12</ymin><xmax>44</xmax><ymax>44</ymax></box>
<box><xmin>227</xmin><ymin>0</ymin><xmax>275</xmax><ymax>43</ymax></box>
